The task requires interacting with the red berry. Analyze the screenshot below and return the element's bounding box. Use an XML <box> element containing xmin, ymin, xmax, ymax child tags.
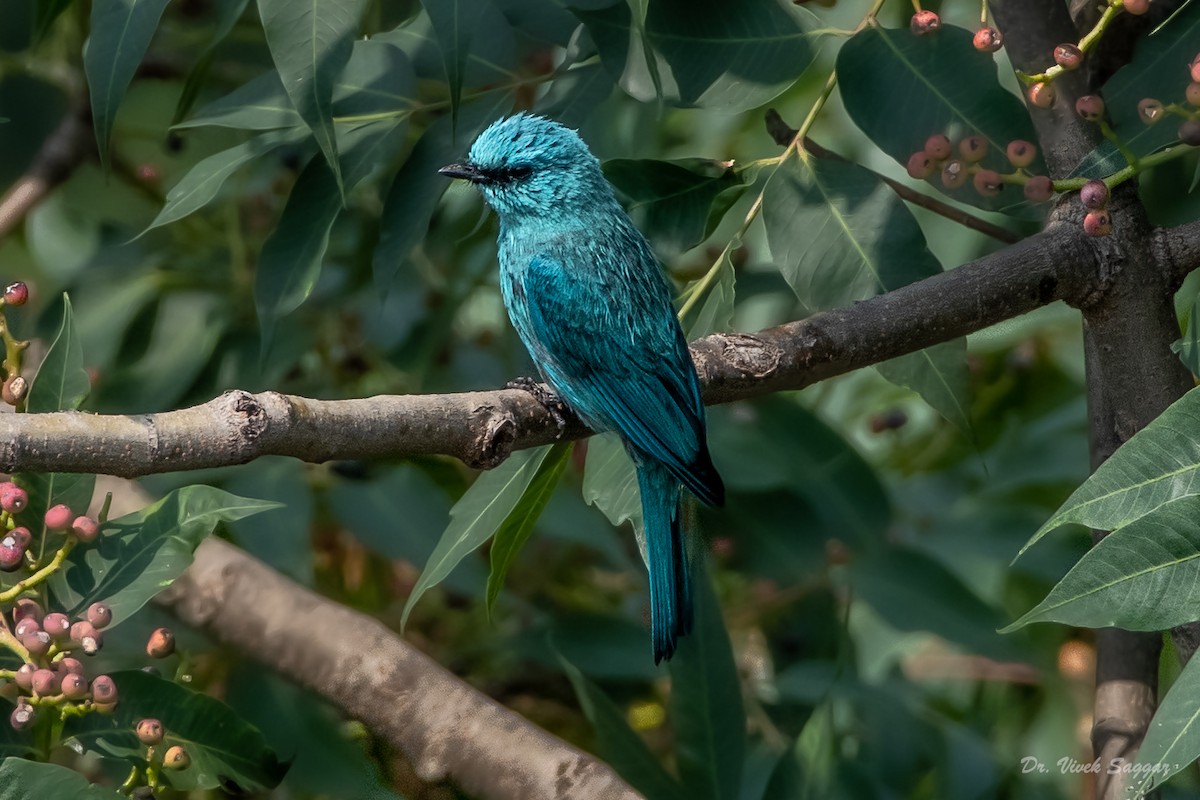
<box><xmin>941</xmin><ymin>160</ymin><xmax>968</xmax><ymax>189</ymax></box>
<box><xmin>910</xmin><ymin>10</ymin><xmax>940</xmax><ymax>35</ymax></box>
<box><xmin>136</xmin><ymin>718</ymin><xmax>165</xmax><ymax>745</ymax></box>
<box><xmin>1084</xmin><ymin>209</ymin><xmax>1112</xmax><ymax>236</ymax></box>
<box><xmin>44</xmin><ymin>504</ymin><xmax>72</xmax><ymax>532</ymax></box>
<box><xmin>1024</xmin><ymin>175</ymin><xmax>1054</xmax><ymax>203</ymax></box>
<box><xmin>0</xmin><ymin>482</ymin><xmax>28</xmax><ymax>513</ymax></box>
<box><xmin>90</xmin><ymin>675</ymin><xmax>118</xmax><ymax>704</ymax></box>
<box><xmin>42</xmin><ymin>612</ymin><xmax>71</xmax><ymax>641</ymax></box>
<box><xmin>2</xmin><ymin>282</ymin><xmax>28</xmax><ymax>307</ymax></box>
<box><xmin>6</xmin><ymin>527</ymin><xmax>31</xmax><ymax>550</ymax></box>
<box><xmin>31</xmin><ymin>668</ymin><xmax>59</xmax><ymax>696</ymax></box>
<box><xmin>1006</xmin><ymin>140</ymin><xmax>1037</xmax><ymax>168</ymax></box>
<box><xmin>1054</xmin><ymin>43</ymin><xmax>1083</xmax><ymax>70</ymax></box>
<box><xmin>1076</xmin><ymin>95</ymin><xmax>1105</xmax><ymax>121</ymax></box>
<box><xmin>973</xmin><ymin>27</ymin><xmax>1002</xmax><ymax>53</ymax></box>
<box><xmin>1138</xmin><ymin>98</ymin><xmax>1164</xmax><ymax>125</ymax></box>
<box><xmin>146</xmin><ymin>628</ymin><xmax>176</xmax><ymax>658</ymax></box>
<box><xmin>906</xmin><ymin>151</ymin><xmax>935</xmax><ymax>179</ymax></box>
<box><xmin>60</xmin><ymin>672</ymin><xmax>88</xmax><ymax>700</ymax></box>
<box><xmin>1028</xmin><ymin>82</ymin><xmax>1056</xmax><ymax>109</ymax></box>
<box><xmin>163</xmin><ymin>745</ymin><xmax>190</xmax><ymax>770</ymax></box>
<box><xmin>2</xmin><ymin>375</ymin><xmax>26</xmax><ymax>406</ymax></box>
<box><xmin>0</xmin><ymin>540</ymin><xmax>23</xmax><ymax>572</ymax></box>
<box><xmin>1080</xmin><ymin>179</ymin><xmax>1110</xmax><ymax>209</ymax></box>
<box><xmin>1123</xmin><ymin>0</ymin><xmax>1150</xmax><ymax>14</ymax></box>
<box><xmin>10</xmin><ymin>699</ymin><xmax>35</xmax><ymax>731</ymax></box>
<box><xmin>71</xmin><ymin>516</ymin><xmax>100</xmax><ymax>543</ymax></box>
<box><xmin>959</xmin><ymin>135</ymin><xmax>989</xmax><ymax>162</ymax></box>
<box><xmin>923</xmin><ymin>133</ymin><xmax>952</xmax><ymax>161</ymax></box>
<box><xmin>973</xmin><ymin>169</ymin><xmax>1003</xmax><ymax>197</ymax></box>
<box><xmin>86</xmin><ymin>602</ymin><xmax>113</xmax><ymax>629</ymax></box>
<box><xmin>1181</xmin><ymin>119</ymin><xmax>1200</xmax><ymax>146</ymax></box>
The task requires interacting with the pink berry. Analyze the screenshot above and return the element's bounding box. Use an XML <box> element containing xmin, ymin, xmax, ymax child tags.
<box><xmin>959</xmin><ymin>135</ymin><xmax>989</xmax><ymax>162</ymax></box>
<box><xmin>0</xmin><ymin>482</ymin><xmax>28</xmax><ymax>513</ymax></box>
<box><xmin>136</xmin><ymin>718</ymin><xmax>165</xmax><ymax>745</ymax></box>
<box><xmin>57</xmin><ymin>657</ymin><xmax>84</xmax><ymax>676</ymax></box>
<box><xmin>1028</xmin><ymin>82</ymin><xmax>1056</xmax><ymax>109</ymax></box>
<box><xmin>923</xmin><ymin>133</ymin><xmax>952</xmax><ymax>161</ymax></box>
<box><xmin>1084</xmin><ymin>209</ymin><xmax>1112</xmax><ymax>236</ymax></box>
<box><xmin>90</xmin><ymin>675</ymin><xmax>117</xmax><ymax>704</ymax></box>
<box><xmin>1123</xmin><ymin>0</ymin><xmax>1150</xmax><ymax>14</ymax></box>
<box><xmin>21</xmin><ymin>630</ymin><xmax>51</xmax><ymax>657</ymax></box>
<box><xmin>1024</xmin><ymin>175</ymin><xmax>1055</xmax><ymax>203</ymax></box>
<box><xmin>10</xmin><ymin>699</ymin><xmax>35</xmax><ymax>731</ymax></box>
<box><xmin>2</xmin><ymin>375</ymin><xmax>26</xmax><ymax>406</ymax></box>
<box><xmin>60</xmin><ymin>672</ymin><xmax>88</xmax><ymax>700</ymax></box>
<box><xmin>12</xmin><ymin>598</ymin><xmax>42</xmax><ymax>624</ymax></box>
<box><xmin>14</xmin><ymin>617</ymin><xmax>40</xmax><ymax>638</ymax></box>
<box><xmin>146</xmin><ymin>627</ymin><xmax>176</xmax><ymax>658</ymax></box>
<box><xmin>1181</xmin><ymin>119</ymin><xmax>1200</xmax><ymax>146</ymax></box>
<box><xmin>42</xmin><ymin>612</ymin><xmax>71</xmax><ymax>641</ymax></box>
<box><xmin>1054</xmin><ymin>43</ymin><xmax>1083</xmax><ymax>70</ymax></box>
<box><xmin>973</xmin><ymin>169</ymin><xmax>1003</xmax><ymax>197</ymax></box>
<box><xmin>910</xmin><ymin>10</ymin><xmax>940</xmax><ymax>35</ymax></box>
<box><xmin>1191</xmin><ymin>53</ymin><xmax>1200</xmax><ymax>84</ymax></box>
<box><xmin>71</xmin><ymin>620</ymin><xmax>102</xmax><ymax>655</ymax></box>
<box><xmin>1006</xmin><ymin>140</ymin><xmax>1037</xmax><ymax>168</ymax></box>
<box><xmin>71</xmin><ymin>515</ymin><xmax>100</xmax><ymax>543</ymax></box>
<box><xmin>14</xmin><ymin>663</ymin><xmax>35</xmax><ymax>691</ymax></box>
<box><xmin>2</xmin><ymin>282</ymin><xmax>28</xmax><ymax>307</ymax></box>
<box><xmin>1138</xmin><ymin>98</ymin><xmax>1164</xmax><ymax>125</ymax></box>
<box><xmin>31</xmin><ymin>668</ymin><xmax>59</xmax><ymax>696</ymax></box>
<box><xmin>907</xmin><ymin>151</ymin><xmax>935</xmax><ymax>179</ymax></box>
<box><xmin>1080</xmin><ymin>179</ymin><xmax>1110</xmax><ymax>209</ymax></box>
<box><xmin>163</xmin><ymin>746</ymin><xmax>190</xmax><ymax>770</ymax></box>
<box><xmin>0</xmin><ymin>540</ymin><xmax>23</xmax><ymax>572</ymax></box>
<box><xmin>86</xmin><ymin>602</ymin><xmax>113</xmax><ymax>629</ymax></box>
<box><xmin>941</xmin><ymin>160</ymin><xmax>968</xmax><ymax>189</ymax></box>
<box><xmin>1076</xmin><ymin>95</ymin><xmax>1105</xmax><ymax>121</ymax></box>
<box><xmin>973</xmin><ymin>27</ymin><xmax>1002</xmax><ymax>53</ymax></box>
<box><xmin>44</xmin><ymin>504</ymin><xmax>73</xmax><ymax>532</ymax></box>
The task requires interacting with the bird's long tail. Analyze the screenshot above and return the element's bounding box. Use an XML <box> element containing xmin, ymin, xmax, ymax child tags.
<box><xmin>638</xmin><ymin>460</ymin><xmax>691</xmax><ymax>663</ymax></box>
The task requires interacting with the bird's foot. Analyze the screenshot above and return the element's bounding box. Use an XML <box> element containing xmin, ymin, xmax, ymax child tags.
<box><xmin>506</xmin><ymin>376</ymin><xmax>568</xmax><ymax>434</ymax></box>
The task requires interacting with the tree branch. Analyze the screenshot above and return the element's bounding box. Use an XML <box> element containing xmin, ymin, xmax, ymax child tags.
<box><xmin>160</xmin><ymin>538</ymin><xmax>643</xmax><ymax>800</ymax></box>
<box><xmin>0</xmin><ymin>223</ymin><xmax>1115</xmax><ymax>477</ymax></box>
<box><xmin>0</xmin><ymin>102</ymin><xmax>93</xmax><ymax>240</ymax></box>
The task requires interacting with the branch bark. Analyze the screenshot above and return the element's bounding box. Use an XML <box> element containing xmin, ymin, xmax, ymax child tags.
<box><xmin>0</xmin><ymin>102</ymin><xmax>93</xmax><ymax>240</ymax></box>
<box><xmin>160</xmin><ymin>538</ymin><xmax>643</xmax><ymax>800</ymax></box>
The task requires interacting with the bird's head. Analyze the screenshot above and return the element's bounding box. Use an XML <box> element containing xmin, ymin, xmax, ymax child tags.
<box><xmin>439</xmin><ymin>113</ymin><xmax>614</xmax><ymax>219</ymax></box>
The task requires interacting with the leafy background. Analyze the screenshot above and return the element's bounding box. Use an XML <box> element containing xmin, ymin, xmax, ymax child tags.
<box><xmin>1</xmin><ymin>0</ymin><xmax>1198</xmax><ymax>797</ymax></box>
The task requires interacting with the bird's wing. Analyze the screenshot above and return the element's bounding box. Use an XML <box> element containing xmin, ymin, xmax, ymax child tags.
<box><xmin>523</xmin><ymin>253</ymin><xmax>722</xmax><ymax>506</ymax></box>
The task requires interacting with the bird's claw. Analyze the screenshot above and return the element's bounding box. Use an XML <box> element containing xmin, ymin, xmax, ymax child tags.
<box><xmin>506</xmin><ymin>376</ymin><xmax>568</xmax><ymax>434</ymax></box>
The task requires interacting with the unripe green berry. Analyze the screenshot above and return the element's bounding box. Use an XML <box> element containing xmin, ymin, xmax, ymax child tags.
<box><xmin>1181</xmin><ymin>119</ymin><xmax>1200</xmax><ymax>146</ymax></box>
<box><xmin>43</xmin><ymin>504</ymin><xmax>72</xmax><ymax>532</ymax></box>
<box><xmin>907</xmin><ymin>151</ymin><xmax>935</xmax><ymax>179</ymax></box>
<box><xmin>1024</xmin><ymin>175</ymin><xmax>1054</xmax><ymax>203</ymax></box>
<box><xmin>86</xmin><ymin>602</ymin><xmax>113</xmax><ymax>630</ymax></box>
<box><xmin>1080</xmin><ymin>179</ymin><xmax>1110</xmax><ymax>209</ymax></box>
<box><xmin>1123</xmin><ymin>0</ymin><xmax>1150</xmax><ymax>14</ymax></box>
<box><xmin>1083</xmin><ymin>209</ymin><xmax>1112</xmax><ymax>237</ymax></box>
<box><xmin>973</xmin><ymin>169</ymin><xmax>1003</xmax><ymax>197</ymax></box>
<box><xmin>60</xmin><ymin>672</ymin><xmax>88</xmax><ymax>700</ymax></box>
<box><xmin>972</xmin><ymin>27</ymin><xmax>1002</xmax><ymax>53</ymax></box>
<box><xmin>923</xmin><ymin>133</ymin><xmax>952</xmax><ymax>161</ymax></box>
<box><xmin>1005</xmin><ymin>140</ymin><xmax>1037</xmax><ymax>168</ymax></box>
<box><xmin>136</xmin><ymin>718</ymin><xmax>165</xmax><ymax>745</ymax></box>
<box><xmin>71</xmin><ymin>516</ymin><xmax>100</xmax><ymax>543</ymax></box>
<box><xmin>1053</xmin><ymin>43</ymin><xmax>1083</xmax><ymax>70</ymax></box>
<box><xmin>910</xmin><ymin>10</ymin><xmax>939</xmax><ymax>35</ymax></box>
<box><xmin>90</xmin><ymin>675</ymin><xmax>117</xmax><ymax>704</ymax></box>
<box><xmin>941</xmin><ymin>160</ymin><xmax>968</xmax><ymax>189</ymax></box>
<box><xmin>163</xmin><ymin>745</ymin><xmax>191</xmax><ymax>770</ymax></box>
<box><xmin>146</xmin><ymin>627</ymin><xmax>176</xmax><ymax>658</ymax></box>
<box><xmin>1076</xmin><ymin>95</ymin><xmax>1105</xmax><ymax>121</ymax></box>
<box><xmin>959</xmin><ymin>135</ymin><xmax>988</xmax><ymax>162</ymax></box>
<box><xmin>1028</xmin><ymin>82</ymin><xmax>1056</xmax><ymax>109</ymax></box>
<box><xmin>1138</xmin><ymin>98</ymin><xmax>1164</xmax><ymax>125</ymax></box>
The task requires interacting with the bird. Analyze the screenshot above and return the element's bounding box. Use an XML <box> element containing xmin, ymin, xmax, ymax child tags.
<box><xmin>439</xmin><ymin>113</ymin><xmax>725</xmax><ymax>662</ymax></box>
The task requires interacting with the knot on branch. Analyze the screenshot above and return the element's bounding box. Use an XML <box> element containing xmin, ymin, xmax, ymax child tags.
<box><xmin>712</xmin><ymin>333</ymin><xmax>783</xmax><ymax>378</ymax></box>
<box><xmin>467</xmin><ymin>404</ymin><xmax>517</xmax><ymax>470</ymax></box>
<box><xmin>224</xmin><ymin>390</ymin><xmax>270</xmax><ymax>441</ymax></box>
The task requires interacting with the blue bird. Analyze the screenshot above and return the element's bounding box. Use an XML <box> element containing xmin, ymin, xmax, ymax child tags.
<box><xmin>440</xmin><ymin>113</ymin><xmax>725</xmax><ymax>662</ymax></box>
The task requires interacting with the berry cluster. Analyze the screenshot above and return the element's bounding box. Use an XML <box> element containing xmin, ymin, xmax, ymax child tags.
<box><xmin>5</xmin><ymin>597</ymin><xmax>117</xmax><ymax>731</ymax></box>
<box><xmin>1079</xmin><ymin>179</ymin><xmax>1113</xmax><ymax>237</ymax></box>
<box><xmin>906</xmin><ymin>133</ymin><xmax>1054</xmax><ymax>202</ymax></box>
<box><xmin>1135</xmin><ymin>53</ymin><xmax>1200</xmax><ymax>146</ymax></box>
<box><xmin>126</xmin><ymin>716</ymin><xmax>191</xmax><ymax>796</ymax></box>
<box><xmin>0</xmin><ymin>484</ymin><xmax>102</xmax><ymax>572</ymax></box>
<box><xmin>1</xmin><ymin>281</ymin><xmax>29</xmax><ymax>408</ymax></box>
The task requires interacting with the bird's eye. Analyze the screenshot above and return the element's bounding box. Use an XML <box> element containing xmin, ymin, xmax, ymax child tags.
<box><xmin>498</xmin><ymin>165</ymin><xmax>532</xmax><ymax>182</ymax></box>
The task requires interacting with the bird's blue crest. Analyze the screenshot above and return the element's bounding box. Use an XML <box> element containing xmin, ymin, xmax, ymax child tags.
<box><xmin>462</xmin><ymin>113</ymin><xmax>617</xmax><ymax>218</ymax></box>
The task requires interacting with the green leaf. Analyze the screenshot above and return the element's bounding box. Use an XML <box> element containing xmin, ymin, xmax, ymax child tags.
<box><xmin>604</xmin><ymin>158</ymin><xmax>747</xmax><ymax>258</ymax></box>
<box><xmin>1004</xmin><ymin>495</ymin><xmax>1200</xmax><ymax>632</ymax></box>
<box><xmin>762</xmin><ymin>155</ymin><xmax>969</xmax><ymax>429</ymax></box>
<box><xmin>373</xmin><ymin>91</ymin><xmax>515</xmax><ymax>294</ymax></box>
<box><xmin>28</xmin><ymin>294</ymin><xmax>89</xmax><ymax>412</ymax></box>
<box><xmin>47</xmin><ymin>486</ymin><xmax>280</xmax><ymax>625</ymax></box>
<box><xmin>576</xmin><ymin>0</ymin><xmax>815</xmax><ymax>112</ymax></box>
<box><xmin>534</xmin><ymin>61</ymin><xmax>615</xmax><ymax>128</ymax></box>
<box><xmin>851</xmin><ymin>546</ymin><xmax>1016</xmax><ymax>659</ymax></box>
<box><xmin>1018</xmin><ymin>386</ymin><xmax>1200</xmax><ymax>557</ymax></box>
<box><xmin>1074</xmin><ymin>2</ymin><xmax>1199</xmax><ymax>176</ymax></box>
<box><xmin>142</xmin><ymin>129</ymin><xmax>308</xmax><ymax>234</ymax></box>
<box><xmin>669</xmin><ymin>560</ymin><xmax>745</xmax><ymax>800</ymax></box>
<box><xmin>0</xmin><ymin>759</ymin><xmax>123</xmax><ymax>800</ymax></box>
<box><xmin>682</xmin><ymin>251</ymin><xmax>736</xmax><ymax>339</ymax></box>
<box><xmin>257</xmin><ymin>119</ymin><xmax>408</xmax><ymax>351</ymax></box>
<box><xmin>486</xmin><ymin>442</ymin><xmax>572</xmax><ymax>614</ymax></box>
<box><xmin>256</xmin><ymin>0</ymin><xmax>366</xmax><ymax>197</ymax></box>
<box><xmin>837</xmin><ymin>25</ymin><xmax>1040</xmax><ymax>213</ymax></box>
<box><xmin>422</xmin><ymin>0</ymin><xmax>493</xmax><ymax>127</ymax></box>
<box><xmin>582</xmin><ymin>433</ymin><xmax>644</xmax><ymax>554</ymax></box>
<box><xmin>401</xmin><ymin>445</ymin><xmax>554</xmax><ymax>629</ymax></box>
<box><xmin>176</xmin><ymin>70</ymin><xmax>300</xmax><ymax>131</ymax></box>
<box><xmin>33</xmin><ymin>0</ymin><xmax>75</xmax><ymax>41</ymax></box>
<box><xmin>1129</xmin><ymin>641</ymin><xmax>1200</xmax><ymax>796</ymax></box>
<box><xmin>84</xmin><ymin>0</ymin><xmax>173</xmax><ymax>170</ymax></box>
<box><xmin>170</xmin><ymin>0</ymin><xmax>250</xmax><ymax>125</ymax></box>
<box><xmin>560</xmin><ymin>655</ymin><xmax>688</xmax><ymax>800</ymax></box>
<box><xmin>65</xmin><ymin>670</ymin><xmax>287</xmax><ymax>792</ymax></box>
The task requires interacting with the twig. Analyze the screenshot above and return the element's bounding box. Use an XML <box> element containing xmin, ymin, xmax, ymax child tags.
<box><xmin>0</xmin><ymin>102</ymin><xmax>94</xmax><ymax>240</ymax></box>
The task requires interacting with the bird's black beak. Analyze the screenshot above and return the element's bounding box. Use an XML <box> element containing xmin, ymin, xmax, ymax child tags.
<box><xmin>438</xmin><ymin>162</ymin><xmax>487</xmax><ymax>183</ymax></box>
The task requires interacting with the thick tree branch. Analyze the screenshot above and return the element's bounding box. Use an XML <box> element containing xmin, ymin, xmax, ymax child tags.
<box><xmin>160</xmin><ymin>538</ymin><xmax>642</xmax><ymax>800</ymax></box>
<box><xmin>0</xmin><ymin>223</ymin><xmax>1116</xmax><ymax>477</ymax></box>
<box><xmin>0</xmin><ymin>102</ymin><xmax>93</xmax><ymax>240</ymax></box>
